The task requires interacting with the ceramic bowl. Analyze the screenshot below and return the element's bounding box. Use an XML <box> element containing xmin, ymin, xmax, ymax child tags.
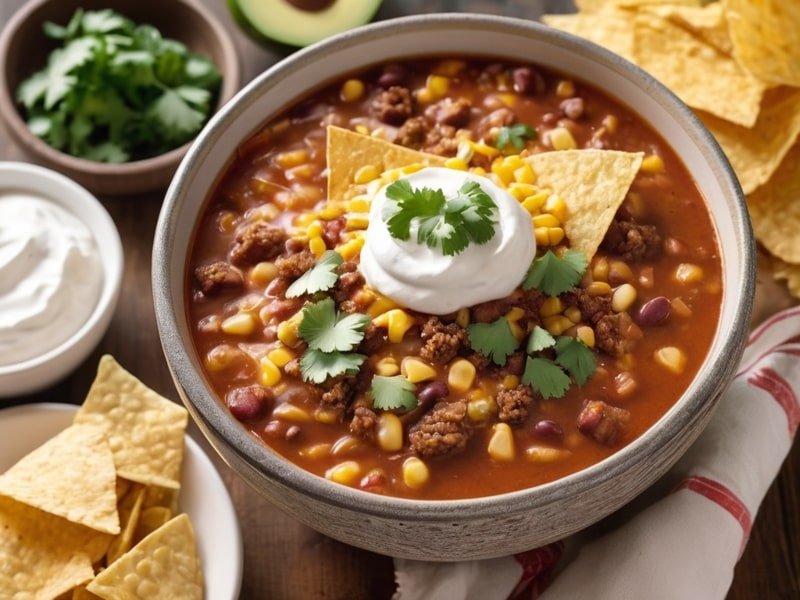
<box><xmin>0</xmin><ymin>0</ymin><xmax>239</xmax><ymax>195</ymax></box>
<box><xmin>0</xmin><ymin>162</ymin><xmax>123</xmax><ymax>397</ymax></box>
<box><xmin>153</xmin><ymin>14</ymin><xmax>755</xmax><ymax>560</ymax></box>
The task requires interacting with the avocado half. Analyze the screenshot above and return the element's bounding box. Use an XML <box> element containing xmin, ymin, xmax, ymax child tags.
<box><xmin>229</xmin><ymin>0</ymin><xmax>384</xmax><ymax>48</ymax></box>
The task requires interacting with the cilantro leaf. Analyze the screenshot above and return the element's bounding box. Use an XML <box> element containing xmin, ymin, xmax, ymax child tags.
<box><xmin>148</xmin><ymin>89</ymin><xmax>206</xmax><ymax>140</ymax></box>
<box><xmin>82</xmin><ymin>10</ymin><xmax>132</xmax><ymax>35</ymax></box>
<box><xmin>527</xmin><ymin>326</ymin><xmax>556</xmax><ymax>354</ymax></box>
<box><xmin>446</xmin><ymin>181</ymin><xmax>497</xmax><ymax>245</ymax></box>
<box><xmin>84</xmin><ymin>142</ymin><xmax>129</xmax><ymax>163</ymax></box>
<box><xmin>371</xmin><ymin>376</ymin><xmax>417</xmax><ymax>411</ymax></box>
<box><xmin>384</xmin><ymin>179</ymin><xmax>445</xmax><ymax>240</ymax></box>
<box><xmin>554</xmin><ymin>336</ymin><xmax>596</xmax><ymax>386</ymax></box>
<box><xmin>522</xmin><ymin>357</ymin><xmax>571</xmax><ymax>400</ymax></box>
<box><xmin>298</xmin><ymin>298</ymin><xmax>370</xmax><ymax>353</ymax></box>
<box><xmin>495</xmin><ymin>123</ymin><xmax>537</xmax><ymax>151</ymax></box>
<box><xmin>467</xmin><ymin>317</ymin><xmax>518</xmax><ymax>366</ymax></box>
<box><xmin>522</xmin><ymin>249</ymin><xmax>588</xmax><ymax>296</ymax></box>
<box><xmin>286</xmin><ymin>251</ymin><xmax>344</xmax><ymax>298</ymax></box>
<box><xmin>299</xmin><ymin>349</ymin><xmax>365</xmax><ymax>384</ymax></box>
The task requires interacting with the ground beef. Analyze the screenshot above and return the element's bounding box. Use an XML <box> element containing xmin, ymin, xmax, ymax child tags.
<box><xmin>577</xmin><ymin>400</ymin><xmax>630</xmax><ymax>445</ymax></box>
<box><xmin>496</xmin><ymin>385</ymin><xmax>535</xmax><ymax>425</ymax></box>
<box><xmin>396</xmin><ymin>117</ymin><xmax>459</xmax><ymax>156</ymax></box>
<box><xmin>321</xmin><ymin>377</ymin><xmax>356</xmax><ymax>410</ymax></box>
<box><xmin>419</xmin><ymin>317</ymin><xmax>468</xmax><ymax>365</ymax></box>
<box><xmin>471</xmin><ymin>297</ymin><xmax>512</xmax><ymax>323</ymax></box>
<box><xmin>275</xmin><ymin>250</ymin><xmax>315</xmax><ymax>280</ymax></box>
<box><xmin>361</xmin><ymin>324</ymin><xmax>389</xmax><ymax>354</ymax></box>
<box><xmin>371</xmin><ymin>86</ymin><xmax>413</xmax><ymax>125</ymax></box>
<box><xmin>430</xmin><ymin>97</ymin><xmax>471</xmax><ymax>128</ymax></box>
<box><xmin>562</xmin><ymin>289</ymin><xmax>613</xmax><ymax>325</ymax></box>
<box><xmin>283</xmin><ymin>359</ymin><xmax>301</xmax><ymax>379</ymax></box>
<box><xmin>595</xmin><ymin>312</ymin><xmax>643</xmax><ymax>357</ymax></box>
<box><xmin>465</xmin><ymin>352</ymin><xmax>491</xmax><ymax>372</ymax></box>
<box><xmin>395</xmin><ymin>116</ymin><xmax>427</xmax><ymax>149</ymax></box>
<box><xmin>504</xmin><ymin>352</ymin><xmax>526</xmax><ymax>376</ymax></box>
<box><xmin>229</xmin><ymin>222</ymin><xmax>287</xmax><ymax>267</ymax></box>
<box><xmin>194</xmin><ymin>261</ymin><xmax>243</xmax><ymax>296</ymax></box>
<box><xmin>409</xmin><ymin>400</ymin><xmax>470</xmax><ymax>458</ymax></box>
<box><xmin>350</xmin><ymin>398</ymin><xmax>378</xmax><ymax>440</ymax></box>
<box><xmin>601</xmin><ymin>218</ymin><xmax>662</xmax><ymax>262</ymax></box>
<box><xmin>332</xmin><ymin>270</ymin><xmax>365</xmax><ymax>304</ymax></box>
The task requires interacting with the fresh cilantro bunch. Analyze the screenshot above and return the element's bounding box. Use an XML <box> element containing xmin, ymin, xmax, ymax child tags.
<box><xmin>383</xmin><ymin>179</ymin><xmax>498</xmax><ymax>256</ymax></box>
<box><xmin>16</xmin><ymin>9</ymin><xmax>221</xmax><ymax>163</ymax></box>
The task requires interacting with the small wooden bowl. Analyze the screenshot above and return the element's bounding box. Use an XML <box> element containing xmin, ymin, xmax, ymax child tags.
<box><xmin>0</xmin><ymin>0</ymin><xmax>240</xmax><ymax>195</ymax></box>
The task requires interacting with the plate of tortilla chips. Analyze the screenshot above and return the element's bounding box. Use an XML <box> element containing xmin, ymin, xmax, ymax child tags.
<box><xmin>0</xmin><ymin>355</ymin><xmax>242</xmax><ymax>600</ymax></box>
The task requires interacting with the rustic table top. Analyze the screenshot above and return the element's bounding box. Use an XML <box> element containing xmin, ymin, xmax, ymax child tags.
<box><xmin>1</xmin><ymin>0</ymin><xmax>798</xmax><ymax>598</ymax></box>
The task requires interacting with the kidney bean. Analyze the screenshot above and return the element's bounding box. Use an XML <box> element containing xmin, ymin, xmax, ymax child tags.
<box><xmin>559</xmin><ymin>97</ymin><xmax>585</xmax><ymax>120</ymax></box>
<box><xmin>263</xmin><ymin>298</ymin><xmax>304</xmax><ymax>321</ymax></box>
<box><xmin>635</xmin><ymin>296</ymin><xmax>671</xmax><ymax>326</ymax></box>
<box><xmin>285</xmin><ymin>238</ymin><xmax>306</xmax><ymax>254</ymax></box>
<box><xmin>532</xmin><ymin>419</ymin><xmax>564</xmax><ymax>443</ymax></box>
<box><xmin>512</xmin><ymin>67</ymin><xmax>545</xmax><ymax>95</ymax></box>
<box><xmin>360</xmin><ymin>468</ymin><xmax>387</xmax><ymax>490</ymax></box>
<box><xmin>227</xmin><ymin>385</ymin><xmax>272</xmax><ymax>421</ymax></box>
<box><xmin>266</xmin><ymin>276</ymin><xmax>290</xmax><ymax>297</ymax></box>
<box><xmin>417</xmin><ymin>381</ymin><xmax>449</xmax><ymax>407</ymax></box>
<box><xmin>285</xmin><ymin>425</ymin><xmax>301</xmax><ymax>441</ymax></box>
<box><xmin>262</xmin><ymin>324</ymin><xmax>278</xmax><ymax>343</ymax></box>
<box><xmin>377</xmin><ymin>64</ymin><xmax>406</xmax><ymax>88</ymax></box>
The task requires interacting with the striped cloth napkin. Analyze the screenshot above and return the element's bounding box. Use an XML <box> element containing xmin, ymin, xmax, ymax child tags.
<box><xmin>394</xmin><ymin>306</ymin><xmax>800</xmax><ymax>599</ymax></box>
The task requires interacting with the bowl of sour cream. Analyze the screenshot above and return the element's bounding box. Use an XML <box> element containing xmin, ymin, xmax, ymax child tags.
<box><xmin>0</xmin><ymin>162</ymin><xmax>123</xmax><ymax>397</ymax></box>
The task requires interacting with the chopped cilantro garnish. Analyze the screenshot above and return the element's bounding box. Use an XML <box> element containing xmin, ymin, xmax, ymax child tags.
<box><xmin>383</xmin><ymin>179</ymin><xmax>498</xmax><ymax>256</ymax></box>
<box><xmin>527</xmin><ymin>326</ymin><xmax>556</xmax><ymax>354</ymax></box>
<box><xmin>522</xmin><ymin>249</ymin><xmax>588</xmax><ymax>296</ymax></box>
<box><xmin>371</xmin><ymin>375</ymin><xmax>417</xmax><ymax>411</ymax></box>
<box><xmin>299</xmin><ymin>349</ymin><xmax>365</xmax><ymax>384</ymax></box>
<box><xmin>554</xmin><ymin>336</ymin><xmax>596</xmax><ymax>386</ymax></box>
<box><xmin>522</xmin><ymin>357</ymin><xmax>571</xmax><ymax>400</ymax></box>
<box><xmin>298</xmin><ymin>298</ymin><xmax>370</xmax><ymax>352</ymax></box>
<box><xmin>286</xmin><ymin>251</ymin><xmax>343</xmax><ymax>298</ymax></box>
<box><xmin>467</xmin><ymin>317</ymin><xmax>518</xmax><ymax>366</ymax></box>
<box><xmin>495</xmin><ymin>123</ymin><xmax>537</xmax><ymax>152</ymax></box>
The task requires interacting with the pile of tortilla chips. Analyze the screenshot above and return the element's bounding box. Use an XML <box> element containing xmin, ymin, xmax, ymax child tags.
<box><xmin>543</xmin><ymin>0</ymin><xmax>800</xmax><ymax>297</ymax></box>
<box><xmin>0</xmin><ymin>355</ymin><xmax>203</xmax><ymax>600</ymax></box>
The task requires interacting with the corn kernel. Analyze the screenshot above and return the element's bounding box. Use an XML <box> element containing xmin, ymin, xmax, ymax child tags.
<box><xmin>499</xmin><ymin>93</ymin><xmax>517</xmax><ymax>107</ymax></box>
<box><xmin>306</xmin><ymin>220</ymin><xmax>324</xmax><ymax>239</ymax></box>
<box><xmin>456</xmin><ymin>308</ymin><xmax>470</xmax><ymax>328</ymax></box>
<box><xmin>506</xmin><ymin>306</ymin><xmax>525</xmax><ymax>322</ymax></box>
<box><xmin>513</xmin><ymin>164</ymin><xmax>536</xmax><ymax>184</ymax></box>
<box><xmin>335</xmin><ymin>235</ymin><xmax>365</xmax><ymax>260</ymax></box>
<box><xmin>287</xmin><ymin>164</ymin><xmax>315</xmax><ymax>180</ymax></box>
<box><xmin>544</xmin><ymin>195</ymin><xmax>567</xmax><ymax>223</ymax></box>
<box><xmin>275</xmin><ymin>149</ymin><xmax>309</xmax><ymax>169</ymax></box>
<box><xmin>277</xmin><ymin>312</ymin><xmax>304</xmax><ymax>348</ymax></box>
<box><xmin>250</xmin><ymin>262</ymin><xmax>278</xmax><ymax>287</ymax></box>
<box><xmin>547</xmin><ymin>127</ymin><xmax>577</xmax><ymax>150</ymax></box>
<box><xmin>340</xmin><ymin>79</ymin><xmax>365</xmax><ymax>102</ymax></box>
<box><xmin>367</xmin><ymin>295</ymin><xmax>398</xmax><ymax>318</ymax></box>
<box><xmin>540</xmin><ymin>296</ymin><xmax>563</xmax><ymax>318</ymax></box>
<box><xmin>309</xmin><ymin>235</ymin><xmax>326</xmax><ymax>258</ymax></box>
<box><xmin>272</xmin><ymin>403</ymin><xmax>310</xmax><ymax>422</ymax></box>
<box><xmin>564</xmin><ymin>306</ymin><xmax>582</xmax><ymax>324</ymax></box>
<box><xmin>544</xmin><ymin>315</ymin><xmax>573</xmax><ymax>336</ymax></box>
<box><xmin>508</xmin><ymin>182</ymin><xmax>538</xmax><ymax>201</ymax></box>
<box><xmin>434</xmin><ymin>59</ymin><xmax>466</xmax><ymax>77</ymax></box>
<box><xmin>508</xmin><ymin>319</ymin><xmax>525</xmax><ymax>342</ymax></box>
<box><xmin>654</xmin><ymin>346</ymin><xmax>687</xmax><ymax>375</ymax></box>
<box><xmin>267</xmin><ymin>346</ymin><xmax>295</xmax><ymax>368</ymax></box>
<box><xmin>522</xmin><ymin>192</ymin><xmax>549</xmax><ymax>214</ymax></box>
<box><xmin>401</xmin><ymin>357</ymin><xmax>438</xmax><ymax>383</ymax></box>
<box><xmin>533</xmin><ymin>213</ymin><xmax>560</xmax><ymax>228</ymax></box>
<box><xmin>468</xmin><ymin>397</ymin><xmax>494</xmax><ymax>422</ymax></box>
<box><xmin>586</xmin><ymin>281</ymin><xmax>613</xmax><ymax>296</ymax></box>
<box><xmin>488</xmin><ymin>423</ymin><xmax>515</xmax><ymax>462</ymax></box>
<box><xmin>441</xmin><ymin>156</ymin><xmax>467</xmax><ymax>171</ymax></box>
<box><xmin>525</xmin><ymin>446</ymin><xmax>570</xmax><ymax>463</ymax></box>
<box><xmin>326</xmin><ymin>461</ymin><xmax>361</xmax><ymax>486</ymax></box>
<box><xmin>331</xmin><ymin>436</ymin><xmax>361</xmax><ymax>455</ymax></box>
<box><xmin>426</xmin><ymin>74</ymin><xmax>450</xmax><ymax>97</ymax></box>
<box><xmin>602</xmin><ymin>114</ymin><xmax>618</xmax><ymax>134</ymax></box>
<box><xmin>471</xmin><ymin>166</ymin><xmax>487</xmax><ymax>176</ymax></box>
<box><xmin>354</xmin><ymin>165</ymin><xmax>379</xmax><ymax>184</ymax></box>
<box><xmin>347</xmin><ymin>197</ymin><xmax>371</xmax><ymax>213</ymax></box>
<box><xmin>672</xmin><ymin>297</ymin><xmax>693</xmax><ymax>318</ymax></box>
<box><xmin>547</xmin><ymin>228</ymin><xmax>565</xmax><ymax>246</ymax></box>
<box><xmin>376</xmin><ymin>357</ymin><xmax>400</xmax><ymax>377</ymax></box>
<box><xmin>402</xmin><ymin>457</ymin><xmax>429</xmax><ymax>489</ymax></box>
<box><xmin>469</xmin><ymin>141</ymin><xmax>500</xmax><ymax>158</ymax></box>
<box><xmin>372</xmin><ymin>309</ymin><xmax>413</xmax><ymax>343</ymax></box>
<box><xmin>354</xmin><ymin>124</ymin><xmax>370</xmax><ymax>135</ymax></box>
<box><xmin>319</xmin><ymin>204</ymin><xmax>344</xmax><ymax>220</ymax></box>
<box><xmin>300</xmin><ymin>443</ymin><xmax>331</xmax><ymax>459</ymax></box>
<box><xmin>377</xmin><ymin>413</ymin><xmax>403</xmax><ymax>452</ymax></box>
<box><xmin>415</xmin><ymin>87</ymin><xmax>435</xmax><ymax>104</ymax></box>
<box><xmin>448</xmin><ymin>359</ymin><xmax>476</xmax><ymax>393</ymax></box>
<box><xmin>612</xmin><ymin>283</ymin><xmax>638</xmax><ymax>313</ymax></box>
<box><xmin>314</xmin><ymin>409</ymin><xmax>338</xmax><ymax>425</ymax></box>
<box><xmin>401</xmin><ymin>163</ymin><xmax>424</xmax><ymax>175</ymax></box>
<box><xmin>556</xmin><ymin>80</ymin><xmax>575</xmax><ymax>97</ymax></box>
<box><xmin>502</xmin><ymin>374</ymin><xmax>520</xmax><ymax>389</ymax></box>
<box><xmin>609</xmin><ymin>260</ymin><xmax>634</xmax><ymax>284</ymax></box>
<box><xmin>641</xmin><ymin>154</ymin><xmax>665</xmax><ymax>173</ymax></box>
<box><xmin>294</xmin><ymin>212</ymin><xmax>318</xmax><ymax>227</ymax></box>
<box><xmin>577</xmin><ymin>325</ymin><xmax>595</xmax><ymax>348</ymax></box>
<box><xmin>221</xmin><ymin>312</ymin><xmax>256</xmax><ymax>336</ymax></box>
<box><xmin>674</xmin><ymin>263</ymin><xmax>704</xmax><ymax>284</ymax></box>
<box><xmin>345</xmin><ymin>214</ymin><xmax>370</xmax><ymax>231</ymax></box>
<box><xmin>535</xmin><ymin>226</ymin><xmax>549</xmax><ymax>244</ymax></box>
<box><xmin>491</xmin><ymin>161</ymin><xmax>516</xmax><ymax>186</ymax></box>
<box><xmin>592</xmin><ymin>257</ymin><xmax>609</xmax><ymax>282</ymax></box>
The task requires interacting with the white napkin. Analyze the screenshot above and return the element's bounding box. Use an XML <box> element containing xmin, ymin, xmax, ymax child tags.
<box><xmin>395</xmin><ymin>307</ymin><xmax>800</xmax><ymax>600</ymax></box>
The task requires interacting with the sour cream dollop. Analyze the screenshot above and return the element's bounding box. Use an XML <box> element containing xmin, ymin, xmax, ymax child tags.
<box><xmin>0</xmin><ymin>194</ymin><xmax>102</xmax><ymax>366</ymax></box>
<box><xmin>360</xmin><ymin>167</ymin><xmax>535</xmax><ymax>314</ymax></box>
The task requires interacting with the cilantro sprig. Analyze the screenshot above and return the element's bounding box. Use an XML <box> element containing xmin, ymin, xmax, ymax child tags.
<box><xmin>522</xmin><ymin>249</ymin><xmax>588</xmax><ymax>296</ymax></box>
<box><xmin>383</xmin><ymin>179</ymin><xmax>498</xmax><ymax>256</ymax></box>
<box><xmin>521</xmin><ymin>330</ymin><xmax>596</xmax><ymax>399</ymax></box>
<box><xmin>371</xmin><ymin>376</ymin><xmax>417</xmax><ymax>411</ymax></box>
<box><xmin>495</xmin><ymin>123</ymin><xmax>537</xmax><ymax>152</ymax></box>
<box><xmin>16</xmin><ymin>8</ymin><xmax>221</xmax><ymax>163</ymax></box>
<box><xmin>467</xmin><ymin>317</ymin><xmax>518</xmax><ymax>366</ymax></box>
<box><xmin>286</xmin><ymin>251</ymin><xmax>343</xmax><ymax>298</ymax></box>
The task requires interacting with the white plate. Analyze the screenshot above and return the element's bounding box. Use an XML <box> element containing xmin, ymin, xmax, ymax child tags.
<box><xmin>0</xmin><ymin>403</ymin><xmax>243</xmax><ymax>599</ymax></box>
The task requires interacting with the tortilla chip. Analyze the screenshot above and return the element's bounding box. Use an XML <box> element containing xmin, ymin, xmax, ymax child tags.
<box><xmin>135</xmin><ymin>506</ymin><xmax>173</xmax><ymax>543</ymax></box>
<box><xmin>542</xmin><ymin>11</ymin><xmax>636</xmax><ymax>61</ymax></box>
<box><xmin>74</xmin><ymin>355</ymin><xmax>188</xmax><ymax>489</ymax></box>
<box><xmin>0</xmin><ymin>424</ymin><xmax>119</xmax><ymax>535</ymax></box>
<box><xmin>725</xmin><ymin>0</ymin><xmax>800</xmax><ymax>87</ymax></box>
<box><xmin>638</xmin><ymin>2</ymin><xmax>732</xmax><ymax>55</ymax></box>
<box><xmin>747</xmin><ymin>144</ymin><xmax>800</xmax><ymax>264</ymax></box>
<box><xmin>576</xmin><ymin>0</ymin><xmax>700</xmax><ymax>11</ymax></box>
<box><xmin>525</xmin><ymin>149</ymin><xmax>644</xmax><ymax>260</ymax></box>
<box><xmin>773</xmin><ymin>258</ymin><xmax>800</xmax><ymax>299</ymax></box>
<box><xmin>698</xmin><ymin>88</ymin><xmax>800</xmax><ymax>195</ymax></box>
<box><xmin>327</xmin><ymin>126</ymin><xmax>445</xmax><ymax>203</ymax></box>
<box><xmin>87</xmin><ymin>514</ymin><xmax>203</xmax><ymax>600</ymax></box>
<box><xmin>632</xmin><ymin>13</ymin><xmax>765</xmax><ymax>127</ymax></box>
<box><xmin>73</xmin><ymin>588</ymin><xmax>103</xmax><ymax>600</ymax></box>
<box><xmin>106</xmin><ymin>484</ymin><xmax>146</xmax><ymax>564</ymax></box>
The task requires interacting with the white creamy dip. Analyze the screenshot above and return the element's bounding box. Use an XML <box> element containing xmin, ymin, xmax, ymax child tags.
<box><xmin>0</xmin><ymin>193</ymin><xmax>102</xmax><ymax>366</ymax></box>
<box><xmin>360</xmin><ymin>167</ymin><xmax>535</xmax><ymax>314</ymax></box>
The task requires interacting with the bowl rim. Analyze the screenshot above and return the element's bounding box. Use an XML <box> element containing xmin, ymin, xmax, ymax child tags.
<box><xmin>154</xmin><ymin>13</ymin><xmax>755</xmax><ymax>519</ymax></box>
<box><xmin>0</xmin><ymin>0</ymin><xmax>240</xmax><ymax>177</ymax></box>
<box><xmin>0</xmin><ymin>161</ymin><xmax>123</xmax><ymax>378</ymax></box>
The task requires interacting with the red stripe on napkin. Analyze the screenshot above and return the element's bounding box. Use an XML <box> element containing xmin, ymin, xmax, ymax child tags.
<box><xmin>747</xmin><ymin>306</ymin><xmax>800</xmax><ymax>347</ymax></box>
<box><xmin>748</xmin><ymin>367</ymin><xmax>800</xmax><ymax>436</ymax></box>
<box><xmin>678</xmin><ymin>476</ymin><xmax>752</xmax><ymax>558</ymax></box>
<box><xmin>509</xmin><ymin>542</ymin><xmax>564</xmax><ymax>599</ymax></box>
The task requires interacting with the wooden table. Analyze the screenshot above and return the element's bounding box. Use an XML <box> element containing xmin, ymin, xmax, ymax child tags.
<box><xmin>2</xmin><ymin>1</ymin><xmax>798</xmax><ymax>598</ymax></box>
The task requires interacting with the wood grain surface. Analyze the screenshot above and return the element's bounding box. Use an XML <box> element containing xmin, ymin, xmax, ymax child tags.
<box><xmin>1</xmin><ymin>1</ymin><xmax>798</xmax><ymax>598</ymax></box>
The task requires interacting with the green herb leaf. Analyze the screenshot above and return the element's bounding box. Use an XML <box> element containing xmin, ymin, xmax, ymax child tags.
<box><xmin>467</xmin><ymin>317</ymin><xmax>518</xmax><ymax>366</ymax></box>
<box><xmin>286</xmin><ymin>251</ymin><xmax>343</xmax><ymax>298</ymax></box>
<box><xmin>299</xmin><ymin>349</ymin><xmax>365</xmax><ymax>384</ymax></box>
<box><xmin>371</xmin><ymin>376</ymin><xmax>417</xmax><ymax>411</ymax></box>
<box><xmin>81</xmin><ymin>9</ymin><xmax>132</xmax><ymax>35</ymax></box>
<box><xmin>383</xmin><ymin>179</ymin><xmax>498</xmax><ymax>256</ymax></box>
<box><xmin>522</xmin><ymin>249</ymin><xmax>588</xmax><ymax>296</ymax></box>
<box><xmin>148</xmin><ymin>89</ymin><xmax>206</xmax><ymax>139</ymax></box>
<box><xmin>527</xmin><ymin>326</ymin><xmax>556</xmax><ymax>354</ymax></box>
<box><xmin>495</xmin><ymin>123</ymin><xmax>537</xmax><ymax>151</ymax></box>
<box><xmin>554</xmin><ymin>336</ymin><xmax>596</xmax><ymax>386</ymax></box>
<box><xmin>522</xmin><ymin>357</ymin><xmax>571</xmax><ymax>400</ymax></box>
<box><xmin>84</xmin><ymin>141</ymin><xmax>129</xmax><ymax>163</ymax></box>
<box><xmin>298</xmin><ymin>298</ymin><xmax>371</xmax><ymax>353</ymax></box>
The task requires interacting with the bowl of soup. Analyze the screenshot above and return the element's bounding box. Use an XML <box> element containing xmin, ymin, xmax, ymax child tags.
<box><xmin>153</xmin><ymin>14</ymin><xmax>754</xmax><ymax>560</ymax></box>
